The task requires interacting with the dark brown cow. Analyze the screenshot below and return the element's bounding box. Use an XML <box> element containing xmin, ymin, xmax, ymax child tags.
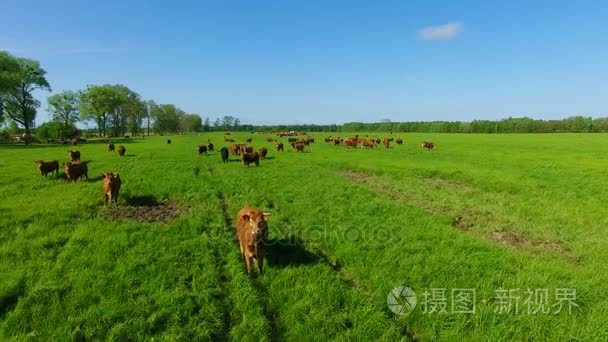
<box><xmin>246</xmin><ymin>138</ymin><xmax>252</xmax><ymax>143</ymax></box>
<box><xmin>206</xmin><ymin>142</ymin><xmax>214</xmax><ymax>151</ymax></box>
<box><xmin>35</xmin><ymin>160</ymin><xmax>59</xmax><ymax>177</ymax></box>
<box><xmin>117</xmin><ymin>146</ymin><xmax>126</xmax><ymax>156</ymax></box>
<box><xmin>69</xmin><ymin>150</ymin><xmax>81</xmax><ymax>162</ymax></box>
<box><xmin>241</xmin><ymin>151</ymin><xmax>260</xmax><ymax>167</ymax></box>
<box><xmin>220</xmin><ymin>147</ymin><xmax>229</xmax><ymax>163</ymax></box>
<box><xmin>396</xmin><ymin>138</ymin><xmax>403</xmax><ymax>145</ymax></box>
<box><xmin>102</xmin><ymin>172</ymin><xmax>121</xmax><ymax>205</ymax></box>
<box><xmin>383</xmin><ymin>139</ymin><xmax>390</xmax><ymax>148</ymax></box>
<box><xmin>333</xmin><ymin>138</ymin><xmax>340</xmax><ymax>145</ymax></box>
<box><xmin>235</xmin><ymin>205</ymin><xmax>269</xmax><ymax>274</ymax></box>
<box><xmin>64</xmin><ymin>161</ymin><xmax>89</xmax><ymax>181</ymax></box>
<box><xmin>259</xmin><ymin>148</ymin><xmax>268</xmax><ymax>159</ymax></box>
<box><xmin>276</xmin><ymin>143</ymin><xmax>284</xmax><ymax>152</ymax></box>
<box><xmin>107</xmin><ymin>142</ymin><xmax>115</xmax><ymax>151</ymax></box>
<box><xmin>197</xmin><ymin>144</ymin><xmax>208</xmax><ymax>155</ymax></box>
<box><xmin>244</xmin><ymin>146</ymin><xmax>254</xmax><ymax>153</ymax></box>
<box><xmin>422</xmin><ymin>142</ymin><xmax>435</xmax><ymax>150</ymax></box>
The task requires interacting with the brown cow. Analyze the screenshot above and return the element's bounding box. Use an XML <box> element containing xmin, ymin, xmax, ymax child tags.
<box><xmin>235</xmin><ymin>205</ymin><xmax>269</xmax><ymax>274</ymax></box>
<box><xmin>64</xmin><ymin>161</ymin><xmax>89</xmax><ymax>181</ymax></box>
<box><xmin>206</xmin><ymin>141</ymin><xmax>214</xmax><ymax>151</ymax></box>
<box><xmin>230</xmin><ymin>144</ymin><xmax>248</xmax><ymax>155</ymax></box>
<box><xmin>69</xmin><ymin>150</ymin><xmax>80</xmax><ymax>162</ymax></box>
<box><xmin>246</xmin><ymin>138</ymin><xmax>252</xmax><ymax>143</ymax></box>
<box><xmin>35</xmin><ymin>160</ymin><xmax>59</xmax><ymax>177</ymax></box>
<box><xmin>241</xmin><ymin>151</ymin><xmax>260</xmax><ymax>167</ymax></box>
<box><xmin>344</xmin><ymin>138</ymin><xmax>357</xmax><ymax>148</ymax></box>
<box><xmin>117</xmin><ymin>146</ymin><xmax>126</xmax><ymax>156</ymax></box>
<box><xmin>291</xmin><ymin>142</ymin><xmax>305</xmax><ymax>152</ymax></box>
<box><xmin>107</xmin><ymin>142</ymin><xmax>115</xmax><ymax>151</ymax></box>
<box><xmin>422</xmin><ymin>142</ymin><xmax>435</xmax><ymax>150</ymax></box>
<box><xmin>197</xmin><ymin>144</ymin><xmax>208</xmax><ymax>155</ymax></box>
<box><xmin>383</xmin><ymin>139</ymin><xmax>390</xmax><ymax>148</ymax></box>
<box><xmin>259</xmin><ymin>147</ymin><xmax>268</xmax><ymax>159</ymax></box>
<box><xmin>396</xmin><ymin>138</ymin><xmax>403</xmax><ymax>145</ymax></box>
<box><xmin>102</xmin><ymin>172</ymin><xmax>121</xmax><ymax>205</ymax></box>
<box><xmin>244</xmin><ymin>146</ymin><xmax>254</xmax><ymax>153</ymax></box>
<box><xmin>276</xmin><ymin>142</ymin><xmax>284</xmax><ymax>152</ymax></box>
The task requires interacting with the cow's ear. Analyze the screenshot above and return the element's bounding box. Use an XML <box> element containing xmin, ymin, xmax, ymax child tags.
<box><xmin>242</xmin><ymin>214</ymin><xmax>250</xmax><ymax>222</ymax></box>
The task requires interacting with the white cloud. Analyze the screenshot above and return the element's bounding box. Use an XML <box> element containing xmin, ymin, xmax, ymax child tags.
<box><xmin>419</xmin><ymin>22</ymin><xmax>463</xmax><ymax>41</ymax></box>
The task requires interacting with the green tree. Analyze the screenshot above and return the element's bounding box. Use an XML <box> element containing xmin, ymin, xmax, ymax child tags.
<box><xmin>179</xmin><ymin>114</ymin><xmax>202</xmax><ymax>132</ymax></box>
<box><xmin>151</xmin><ymin>103</ymin><xmax>180</xmax><ymax>134</ymax></box>
<box><xmin>0</xmin><ymin>51</ymin><xmax>51</xmax><ymax>139</ymax></box>
<box><xmin>79</xmin><ymin>85</ymin><xmax>115</xmax><ymax>137</ymax></box>
<box><xmin>47</xmin><ymin>91</ymin><xmax>80</xmax><ymax>126</ymax></box>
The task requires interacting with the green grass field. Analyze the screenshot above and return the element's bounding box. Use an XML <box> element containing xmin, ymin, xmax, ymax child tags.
<box><xmin>1</xmin><ymin>133</ymin><xmax>607</xmax><ymax>340</ymax></box>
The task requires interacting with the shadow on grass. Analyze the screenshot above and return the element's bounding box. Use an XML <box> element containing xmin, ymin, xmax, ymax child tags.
<box><xmin>124</xmin><ymin>195</ymin><xmax>159</xmax><ymax>207</ymax></box>
<box><xmin>265</xmin><ymin>236</ymin><xmax>320</xmax><ymax>268</ymax></box>
<box><xmin>88</xmin><ymin>174</ymin><xmax>104</xmax><ymax>182</ymax></box>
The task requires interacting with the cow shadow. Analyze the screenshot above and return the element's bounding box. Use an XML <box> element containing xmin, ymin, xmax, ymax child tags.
<box><xmin>124</xmin><ymin>195</ymin><xmax>159</xmax><ymax>207</ymax></box>
<box><xmin>262</xmin><ymin>156</ymin><xmax>275</xmax><ymax>160</ymax></box>
<box><xmin>88</xmin><ymin>174</ymin><xmax>104</xmax><ymax>182</ymax></box>
<box><xmin>265</xmin><ymin>236</ymin><xmax>320</xmax><ymax>268</ymax></box>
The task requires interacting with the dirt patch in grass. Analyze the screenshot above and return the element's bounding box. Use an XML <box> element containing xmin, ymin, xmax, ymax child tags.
<box><xmin>488</xmin><ymin>231</ymin><xmax>566</xmax><ymax>253</ymax></box>
<box><xmin>340</xmin><ymin>169</ymin><xmax>570</xmax><ymax>256</ymax></box>
<box><xmin>104</xmin><ymin>197</ymin><xmax>188</xmax><ymax>223</ymax></box>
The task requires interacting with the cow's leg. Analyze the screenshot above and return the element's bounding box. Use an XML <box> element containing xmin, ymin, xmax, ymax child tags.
<box><xmin>245</xmin><ymin>256</ymin><xmax>253</xmax><ymax>274</ymax></box>
<box><xmin>257</xmin><ymin>254</ymin><xmax>264</xmax><ymax>274</ymax></box>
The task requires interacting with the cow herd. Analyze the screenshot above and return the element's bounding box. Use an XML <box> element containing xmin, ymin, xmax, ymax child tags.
<box><xmin>32</xmin><ymin>133</ymin><xmax>434</xmax><ymax>275</ymax></box>
<box><xmin>322</xmin><ymin>135</ymin><xmax>435</xmax><ymax>150</ymax></box>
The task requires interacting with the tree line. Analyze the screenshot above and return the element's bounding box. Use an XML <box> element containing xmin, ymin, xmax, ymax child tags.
<box><xmin>0</xmin><ymin>51</ymin><xmax>254</xmax><ymax>141</ymax></box>
<box><xmin>2</xmin><ymin>50</ymin><xmax>608</xmax><ymax>140</ymax></box>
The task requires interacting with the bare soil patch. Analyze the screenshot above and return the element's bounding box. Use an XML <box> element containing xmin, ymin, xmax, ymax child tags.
<box><xmin>340</xmin><ymin>169</ymin><xmax>569</xmax><ymax>255</ymax></box>
<box><xmin>104</xmin><ymin>196</ymin><xmax>188</xmax><ymax>223</ymax></box>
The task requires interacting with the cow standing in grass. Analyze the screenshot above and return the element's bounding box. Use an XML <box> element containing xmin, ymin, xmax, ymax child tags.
<box><xmin>69</xmin><ymin>150</ymin><xmax>80</xmax><ymax>162</ymax></box>
<box><xmin>206</xmin><ymin>141</ymin><xmax>214</xmax><ymax>151</ymax></box>
<box><xmin>64</xmin><ymin>161</ymin><xmax>89</xmax><ymax>181</ymax></box>
<box><xmin>422</xmin><ymin>142</ymin><xmax>435</xmax><ymax>150</ymax></box>
<box><xmin>117</xmin><ymin>146</ymin><xmax>126</xmax><ymax>156</ymax></box>
<box><xmin>35</xmin><ymin>160</ymin><xmax>59</xmax><ymax>177</ymax></box>
<box><xmin>396</xmin><ymin>138</ymin><xmax>403</xmax><ymax>145</ymax></box>
<box><xmin>107</xmin><ymin>142</ymin><xmax>115</xmax><ymax>151</ymax></box>
<box><xmin>197</xmin><ymin>145</ymin><xmax>208</xmax><ymax>155</ymax></box>
<box><xmin>236</xmin><ymin>205</ymin><xmax>269</xmax><ymax>275</ymax></box>
<box><xmin>259</xmin><ymin>148</ymin><xmax>268</xmax><ymax>159</ymax></box>
<box><xmin>276</xmin><ymin>143</ymin><xmax>284</xmax><ymax>152</ymax></box>
<box><xmin>220</xmin><ymin>147</ymin><xmax>229</xmax><ymax>163</ymax></box>
<box><xmin>241</xmin><ymin>151</ymin><xmax>260</xmax><ymax>167</ymax></box>
<box><xmin>102</xmin><ymin>172</ymin><xmax>121</xmax><ymax>205</ymax></box>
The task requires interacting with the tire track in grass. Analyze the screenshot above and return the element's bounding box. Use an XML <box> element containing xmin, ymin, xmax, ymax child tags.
<box><xmin>217</xmin><ymin>191</ymin><xmax>277</xmax><ymax>341</ymax></box>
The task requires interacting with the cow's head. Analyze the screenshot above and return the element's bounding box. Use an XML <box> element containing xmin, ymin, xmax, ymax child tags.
<box><xmin>35</xmin><ymin>160</ymin><xmax>43</xmax><ymax>166</ymax></box>
<box><xmin>241</xmin><ymin>210</ymin><xmax>270</xmax><ymax>240</ymax></box>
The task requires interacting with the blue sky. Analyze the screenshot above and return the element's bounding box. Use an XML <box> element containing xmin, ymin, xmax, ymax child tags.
<box><xmin>2</xmin><ymin>0</ymin><xmax>607</xmax><ymax>125</ymax></box>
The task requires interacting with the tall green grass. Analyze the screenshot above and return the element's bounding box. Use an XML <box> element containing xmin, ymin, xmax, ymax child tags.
<box><xmin>0</xmin><ymin>133</ymin><xmax>607</xmax><ymax>340</ymax></box>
